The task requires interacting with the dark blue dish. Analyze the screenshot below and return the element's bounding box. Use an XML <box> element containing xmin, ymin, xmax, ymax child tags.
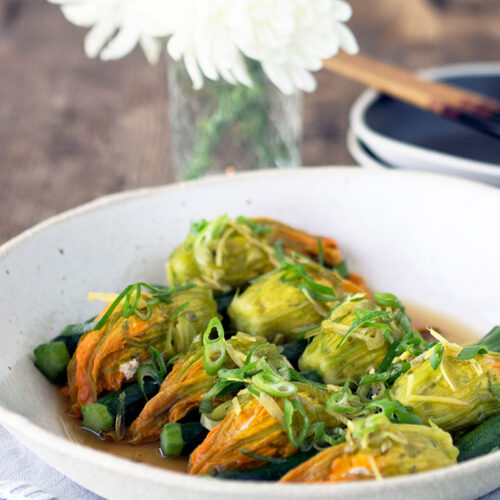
<box><xmin>364</xmin><ymin>70</ymin><xmax>500</xmax><ymax>165</ymax></box>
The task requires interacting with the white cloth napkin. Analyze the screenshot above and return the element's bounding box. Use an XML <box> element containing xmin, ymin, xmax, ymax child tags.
<box><xmin>0</xmin><ymin>426</ymin><xmax>102</xmax><ymax>500</ymax></box>
<box><xmin>1</xmin><ymin>424</ymin><xmax>499</xmax><ymax>500</ymax></box>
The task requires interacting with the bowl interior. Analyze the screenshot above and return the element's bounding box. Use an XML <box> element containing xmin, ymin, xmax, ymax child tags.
<box><xmin>364</xmin><ymin>72</ymin><xmax>500</xmax><ymax>165</ymax></box>
<box><xmin>0</xmin><ymin>169</ymin><xmax>499</xmax><ymax>499</ymax></box>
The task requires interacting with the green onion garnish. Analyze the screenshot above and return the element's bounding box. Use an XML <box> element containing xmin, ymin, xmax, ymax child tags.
<box><xmin>170</xmin><ymin>301</ymin><xmax>190</xmax><ymax>322</ymax></box>
<box><xmin>430</xmin><ymin>343</ymin><xmax>445</xmax><ymax>370</ymax></box>
<box><xmin>284</xmin><ymin>398</ymin><xmax>309</xmax><ymax>449</ymax></box>
<box><xmin>326</xmin><ymin>381</ymin><xmax>364</xmax><ymax>415</ymax></box>
<box><xmin>478</xmin><ymin>326</ymin><xmax>500</xmax><ymax>352</ymax></box>
<box><xmin>236</xmin><ymin>216</ymin><xmax>272</xmax><ymax>235</ymax></box>
<box><xmin>274</xmin><ymin>240</ymin><xmax>285</xmax><ymax>263</ymax></box>
<box><xmin>190</xmin><ymin>218</ymin><xmax>209</xmax><ymax>236</ymax></box>
<box><xmin>150</xmin><ymin>347</ymin><xmax>167</xmax><ymax>379</ymax></box>
<box><xmin>203</xmin><ymin>317</ymin><xmax>226</xmax><ymax>375</ymax></box>
<box><xmin>337</xmin><ymin>309</ymin><xmax>394</xmax><ymax>348</ymax></box>
<box><xmin>252</xmin><ymin>366</ymin><xmax>297</xmax><ymax>398</ymax></box>
<box><xmin>367</xmin><ymin>398</ymin><xmax>422</xmax><ymax>425</ymax></box>
<box><xmin>137</xmin><ymin>365</ymin><xmax>160</xmax><ymax>400</ymax></box>
<box><xmin>359</xmin><ymin>362</ymin><xmax>411</xmax><ymax>386</ymax></box>
<box><xmin>374</xmin><ymin>292</ymin><xmax>402</xmax><ymax>309</ymax></box>
<box><xmin>93</xmin><ymin>282</ymin><xmax>194</xmax><ymax>331</ymax></box>
<box><xmin>247</xmin><ymin>384</ymin><xmax>261</xmax><ymax>397</ymax></box>
<box><xmin>457</xmin><ymin>345</ymin><xmax>489</xmax><ymax>360</ymax></box>
<box><xmin>244</xmin><ymin>342</ymin><xmax>269</xmax><ymax>366</ymax></box>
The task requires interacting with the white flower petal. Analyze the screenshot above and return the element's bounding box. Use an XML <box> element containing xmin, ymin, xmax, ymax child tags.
<box><xmin>184</xmin><ymin>53</ymin><xmax>204</xmax><ymax>90</ymax></box>
<box><xmin>84</xmin><ymin>20</ymin><xmax>117</xmax><ymax>58</ymax></box>
<box><xmin>262</xmin><ymin>62</ymin><xmax>295</xmax><ymax>96</ymax></box>
<box><xmin>61</xmin><ymin>3</ymin><xmax>103</xmax><ymax>27</ymax></box>
<box><xmin>139</xmin><ymin>36</ymin><xmax>162</xmax><ymax>65</ymax></box>
<box><xmin>331</xmin><ymin>0</ymin><xmax>353</xmax><ymax>22</ymax></box>
<box><xmin>100</xmin><ymin>24</ymin><xmax>141</xmax><ymax>61</ymax></box>
<box><xmin>53</xmin><ymin>0</ymin><xmax>358</xmax><ymax>93</ymax></box>
<box><xmin>335</xmin><ymin>22</ymin><xmax>359</xmax><ymax>54</ymax></box>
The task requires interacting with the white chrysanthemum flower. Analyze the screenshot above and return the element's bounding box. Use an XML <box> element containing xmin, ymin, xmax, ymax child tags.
<box><xmin>48</xmin><ymin>0</ymin><xmax>172</xmax><ymax>64</ymax></box>
<box><xmin>48</xmin><ymin>0</ymin><xmax>358</xmax><ymax>94</ymax></box>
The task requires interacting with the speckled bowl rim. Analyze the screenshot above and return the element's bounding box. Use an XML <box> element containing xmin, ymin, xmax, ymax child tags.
<box><xmin>0</xmin><ymin>168</ymin><xmax>499</xmax><ymax>498</ymax></box>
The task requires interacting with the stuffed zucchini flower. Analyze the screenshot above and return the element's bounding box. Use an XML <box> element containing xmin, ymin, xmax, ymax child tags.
<box><xmin>66</xmin><ymin>284</ymin><xmax>217</xmax><ymax>413</ymax></box>
<box><xmin>299</xmin><ymin>295</ymin><xmax>407</xmax><ymax>385</ymax></box>
<box><xmin>228</xmin><ymin>256</ymin><xmax>367</xmax><ymax>344</ymax></box>
<box><xmin>128</xmin><ymin>332</ymin><xmax>283</xmax><ymax>443</ymax></box>
<box><xmin>189</xmin><ymin>382</ymin><xmax>340</xmax><ymax>475</ymax></box>
<box><xmin>390</xmin><ymin>332</ymin><xmax>500</xmax><ymax>433</ymax></box>
<box><xmin>166</xmin><ymin>216</ymin><xmax>342</xmax><ymax>294</ymax></box>
<box><xmin>280</xmin><ymin>413</ymin><xmax>457</xmax><ymax>482</ymax></box>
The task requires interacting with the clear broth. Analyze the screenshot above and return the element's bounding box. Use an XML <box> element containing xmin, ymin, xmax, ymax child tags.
<box><xmin>59</xmin><ymin>302</ymin><xmax>479</xmax><ymax>473</ymax></box>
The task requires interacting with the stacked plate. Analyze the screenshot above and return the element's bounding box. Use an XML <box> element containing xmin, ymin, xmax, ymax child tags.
<box><xmin>348</xmin><ymin>62</ymin><xmax>500</xmax><ymax>187</ymax></box>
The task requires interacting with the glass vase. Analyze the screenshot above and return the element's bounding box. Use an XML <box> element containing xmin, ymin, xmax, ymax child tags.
<box><xmin>167</xmin><ymin>59</ymin><xmax>302</xmax><ymax>181</ymax></box>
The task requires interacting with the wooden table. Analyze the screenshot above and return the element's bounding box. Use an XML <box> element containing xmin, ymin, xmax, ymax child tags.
<box><xmin>1</xmin><ymin>0</ymin><xmax>499</xmax><ymax>243</ymax></box>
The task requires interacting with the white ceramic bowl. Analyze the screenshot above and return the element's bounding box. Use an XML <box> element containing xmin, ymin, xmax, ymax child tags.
<box><xmin>350</xmin><ymin>62</ymin><xmax>500</xmax><ymax>187</ymax></box>
<box><xmin>1</xmin><ymin>168</ymin><xmax>500</xmax><ymax>500</ymax></box>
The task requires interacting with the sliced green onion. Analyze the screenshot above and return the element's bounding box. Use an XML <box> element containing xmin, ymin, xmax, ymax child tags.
<box><xmin>236</xmin><ymin>216</ymin><xmax>272</xmax><ymax>235</ymax></box>
<box><xmin>190</xmin><ymin>218</ymin><xmax>208</xmax><ymax>236</ymax></box>
<box><xmin>457</xmin><ymin>345</ymin><xmax>489</xmax><ymax>360</ymax></box>
<box><xmin>337</xmin><ymin>310</ymin><xmax>394</xmax><ymax>348</ymax></box>
<box><xmin>374</xmin><ymin>292</ymin><xmax>402</xmax><ymax>309</ymax></box>
<box><xmin>359</xmin><ymin>362</ymin><xmax>410</xmax><ymax>386</ymax></box>
<box><xmin>203</xmin><ymin>317</ymin><xmax>226</xmax><ymax>375</ymax></box>
<box><xmin>170</xmin><ymin>301</ymin><xmax>190</xmax><ymax>321</ymax></box>
<box><xmin>395</xmin><ymin>308</ymin><xmax>412</xmax><ymax>335</ymax></box>
<box><xmin>299</xmin><ymin>284</ymin><xmax>339</xmax><ymax>303</ymax></box>
<box><xmin>247</xmin><ymin>384</ymin><xmax>261</xmax><ymax>397</ymax></box>
<box><xmin>209</xmin><ymin>214</ymin><xmax>229</xmax><ymax>238</ymax></box>
<box><xmin>301</xmin><ymin>273</ymin><xmax>336</xmax><ymax>297</ymax></box>
<box><xmin>244</xmin><ymin>342</ymin><xmax>269</xmax><ymax>365</ymax></box>
<box><xmin>150</xmin><ymin>347</ymin><xmax>167</xmax><ymax>379</ymax></box>
<box><xmin>274</xmin><ymin>240</ymin><xmax>285</xmax><ymax>263</ymax></box>
<box><xmin>301</xmin><ymin>422</ymin><xmax>346</xmax><ymax>452</ymax></box>
<box><xmin>430</xmin><ymin>343</ymin><xmax>445</xmax><ymax>370</ymax></box>
<box><xmin>137</xmin><ymin>365</ymin><xmax>160</xmax><ymax>400</ymax></box>
<box><xmin>366</xmin><ymin>398</ymin><xmax>422</xmax><ymax>425</ymax></box>
<box><xmin>326</xmin><ymin>381</ymin><xmax>364</xmax><ymax>415</ymax></box>
<box><xmin>479</xmin><ymin>326</ymin><xmax>500</xmax><ymax>352</ymax></box>
<box><xmin>284</xmin><ymin>398</ymin><xmax>309</xmax><ymax>449</ymax></box>
<box><xmin>200</xmin><ymin>378</ymin><xmax>243</xmax><ymax>414</ymax></box>
<box><xmin>93</xmin><ymin>282</ymin><xmax>195</xmax><ymax>331</ymax></box>
<box><xmin>160</xmin><ymin>423</ymin><xmax>185</xmax><ymax>457</ymax></box>
<box><xmin>252</xmin><ymin>364</ymin><xmax>297</xmax><ymax>398</ymax></box>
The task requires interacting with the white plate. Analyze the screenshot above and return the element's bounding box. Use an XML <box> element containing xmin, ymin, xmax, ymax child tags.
<box><xmin>350</xmin><ymin>62</ymin><xmax>500</xmax><ymax>187</ymax></box>
<box><xmin>1</xmin><ymin>168</ymin><xmax>500</xmax><ymax>500</ymax></box>
<box><xmin>347</xmin><ymin>128</ymin><xmax>388</xmax><ymax>170</ymax></box>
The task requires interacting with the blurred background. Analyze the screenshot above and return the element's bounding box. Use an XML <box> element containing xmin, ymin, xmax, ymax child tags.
<box><xmin>1</xmin><ymin>0</ymin><xmax>499</xmax><ymax>243</ymax></box>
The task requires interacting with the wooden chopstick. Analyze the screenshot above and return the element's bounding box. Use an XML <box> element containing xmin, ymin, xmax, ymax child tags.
<box><xmin>323</xmin><ymin>53</ymin><xmax>500</xmax><ymax>131</ymax></box>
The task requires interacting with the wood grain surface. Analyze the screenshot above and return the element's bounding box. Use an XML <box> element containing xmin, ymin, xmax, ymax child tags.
<box><xmin>1</xmin><ymin>0</ymin><xmax>499</xmax><ymax>243</ymax></box>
